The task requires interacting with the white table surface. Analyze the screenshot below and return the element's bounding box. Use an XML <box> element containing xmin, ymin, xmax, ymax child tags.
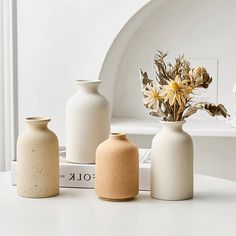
<box><xmin>1</xmin><ymin>172</ymin><xmax>236</xmax><ymax>236</ymax></box>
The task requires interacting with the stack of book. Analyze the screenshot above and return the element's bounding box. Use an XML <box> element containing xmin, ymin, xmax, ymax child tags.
<box><xmin>11</xmin><ymin>148</ymin><xmax>151</xmax><ymax>191</ymax></box>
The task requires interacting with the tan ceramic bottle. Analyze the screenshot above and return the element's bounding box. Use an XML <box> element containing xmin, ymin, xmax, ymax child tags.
<box><xmin>17</xmin><ymin>117</ymin><xmax>59</xmax><ymax>198</ymax></box>
<box><xmin>95</xmin><ymin>133</ymin><xmax>139</xmax><ymax>200</ymax></box>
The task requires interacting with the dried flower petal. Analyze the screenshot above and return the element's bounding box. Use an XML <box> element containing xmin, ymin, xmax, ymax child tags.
<box><xmin>160</xmin><ymin>75</ymin><xmax>192</xmax><ymax>108</ymax></box>
<box><xmin>142</xmin><ymin>84</ymin><xmax>161</xmax><ymax>110</ymax></box>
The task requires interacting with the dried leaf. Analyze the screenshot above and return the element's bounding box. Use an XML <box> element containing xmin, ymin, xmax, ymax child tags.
<box><xmin>139</xmin><ymin>69</ymin><xmax>153</xmax><ymax>86</ymax></box>
<box><xmin>149</xmin><ymin>109</ymin><xmax>165</xmax><ymax>118</ymax></box>
<box><xmin>182</xmin><ymin>106</ymin><xmax>199</xmax><ymax>119</ymax></box>
<box><xmin>183</xmin><ymin>102</ymin><xmax>230</xmax><ymax>119</ymax></box>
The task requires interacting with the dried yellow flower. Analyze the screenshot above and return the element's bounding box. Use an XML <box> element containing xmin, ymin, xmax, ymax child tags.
<box><xmin>142</xmin><ymin>84</ymin><xmax>161</xmax><ymax>110</ymax></box>
<box><xmin>160</xmin><ymin>76</ymin><xmax>192</xmax><ymax>108</ymax></box>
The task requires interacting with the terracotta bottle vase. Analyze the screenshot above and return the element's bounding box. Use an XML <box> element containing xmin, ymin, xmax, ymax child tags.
<box><xmin>95</xmin><ymin>133</ymin><xmax>139</xmax><ymax>200</ymax></box>
<box><xmin>17</xmin><ymin>117</ymin><xmax>59</xmax><ymax>198</ymax></box>
<box><xmin>66</xmin><ymin>80</ymin><xmax>110</xmax><ymax>164</ymax></box>
<box><xmin>151</xmin><ymin>121</ymin><xmax>193</xmax><ymax>200</ymax></box>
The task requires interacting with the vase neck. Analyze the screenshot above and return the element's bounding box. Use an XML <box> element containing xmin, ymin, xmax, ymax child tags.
<box><xmin>76</xmin><ymin>80</ymin><xmax>100</xmax><ymax>93</ymax></box>
<box><xmin>161</xmin><ymin>121</ymin><xmax>185</xmax><ymax>132</ymax></box>
<box><xmin>110</xmin><ymin>133</ymin><xmax>127</xmax><ymax>141</ymax></box>
<box><xmin>26</xmin><ymin>117</ymin><xmax>50</xmax><ymax>130</ymax></box>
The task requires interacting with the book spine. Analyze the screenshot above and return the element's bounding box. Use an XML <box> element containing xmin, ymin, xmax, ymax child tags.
<box><xmin>11</xmin><ymin>161</ymin><xmax>150</xmax><ymax>191</ymax></box>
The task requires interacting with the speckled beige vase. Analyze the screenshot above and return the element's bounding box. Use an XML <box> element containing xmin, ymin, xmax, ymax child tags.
<box><xmin>17</xmin><ymin>117</ymin><xmax>59</xmax><ymax>198</ymax></box>
<box><xmin>95</xmin><ymin>133</ymin><xmax>139</xmax><ymax>200</ymax></box>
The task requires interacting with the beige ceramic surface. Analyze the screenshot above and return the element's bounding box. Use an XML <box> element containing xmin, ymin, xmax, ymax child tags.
<box><xmin>66</xmin><ymin>80</ymin><xmax>110</xmax><ymax>164</ymax></box>
<box><xmin>151</xmin><ymin>121</ymin><xmax>193</xmax><ymax>200</ymax></box>
<box><xmin>95</xmin><ymin>133</ymin><xmax>139</xmax><ymax>200</ymax></box>
<box><xmin>17</xmin><ymin>117</ymin><xmax>59</xmax><ymax>198</ymax></box>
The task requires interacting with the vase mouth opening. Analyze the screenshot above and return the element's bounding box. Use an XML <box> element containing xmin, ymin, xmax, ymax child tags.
<box><xmin>75</xmin><ymin>79</ymin><xmax>101</xmax><ymax>85</ymax></box>
<box><xmin>111</xmin><ymin>132</ymin><xmax>125</xmax><ymax>136</ymax></box>
<box><xmin>110</xmin><ymin>133</ymin><xmax>126</xmax><ymax>139</ymax></box>
<box><xmin>25</xmin><ymin>117</ymin><xmax>51</xmax><ymax>123</ymax></box>
<box><xmin>160</xmin><ymin>120</ymin><xmax>186</xmax><ymax>124</ymax></box>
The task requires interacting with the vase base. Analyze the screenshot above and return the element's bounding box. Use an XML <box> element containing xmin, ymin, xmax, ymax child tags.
<box><xmin>17</xmin><ymin>190</ymin><xmax>59</xmax><ymax>198</ymax></box>
<box><xmin>151</xmin><ymin>194</ymin><xmax>193</xmax><ymax>201</ymax></box>
<box><xmin>66</xmin><ymin>159</ymin><xmax>95</xmax><ymax>164</ymax></box>
<box><xmin>97</xmin><ymin>196</ymin><xmax>137</xmax><ymax>202</ymax></box>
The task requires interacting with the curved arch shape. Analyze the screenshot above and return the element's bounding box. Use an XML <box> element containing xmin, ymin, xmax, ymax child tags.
<box><xmin>99</xmin><ymin>0</ymin><xmax>167</xmax><ymax>112</ymax></box>
<box><xmin>100</xmin><ymin>0</ymin><xmax>236</xmax><ymax>120</ymax></box>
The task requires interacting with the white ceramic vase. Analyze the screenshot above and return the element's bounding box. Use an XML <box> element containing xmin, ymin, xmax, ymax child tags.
<box><xmin>17</xmin><ymin>117</ymin><xmax>59</xmax><ymax>198</ymax></box>
<box><xmin>66</xmin><ymin>80</ymin><xmax>110</xmax><ymax>163</ymax></box>
<box><xmin>151</xmin><ymin>121</ymin><xmax>193</xmax><ymax>200</ymax></box>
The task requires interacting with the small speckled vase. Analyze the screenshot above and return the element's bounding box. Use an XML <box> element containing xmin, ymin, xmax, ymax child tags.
<box><xmin>95</xmin><ymin>133</ymin><xmax>139</xmax><ymax>200</ymax></box>
<box><xmin>17</xmin><ymin>117</ymin><xmax>59</xmax><ymax>198</ymax></box>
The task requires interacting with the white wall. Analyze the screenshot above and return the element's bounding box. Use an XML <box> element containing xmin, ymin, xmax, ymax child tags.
<box><xmin>0</xmin><ymin>0</ymin><xmax>18</xmax><ymax>170</ymax></box>
<box><xmin>17</xmin><ymin>0</ymin><xmax>150</xmax><ymax>146</ymax></box>
<box><xmin>0</xmin><ymin>0</ymin><xmax>5</xmax><ymax>170</ymax></box>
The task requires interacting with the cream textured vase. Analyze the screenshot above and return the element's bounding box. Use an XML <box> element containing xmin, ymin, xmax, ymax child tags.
<box><xmin>95</xmin><ymin>133</ymin><xmax>139</xmax><ymax>200</ymax></box>
<box><xmin>151</xmin><ymin>121</ymin><xmax>193</xmax><ymax>200</ymax></box>
<box><xmin>17</xmin><ymin>117</ymin><xmax>59</xmax><ymax>198</ymax></box>
<box><xmin>66</xmin><ymin>80</ymin><xmax>110</xmax><ymax>164</ymax></box>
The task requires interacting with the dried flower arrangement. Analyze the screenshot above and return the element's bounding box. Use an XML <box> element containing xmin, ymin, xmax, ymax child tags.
<box><xmin>139</xmin><ymin>51</ymin><xmax>229</xmax><ymax>121</ymax></box>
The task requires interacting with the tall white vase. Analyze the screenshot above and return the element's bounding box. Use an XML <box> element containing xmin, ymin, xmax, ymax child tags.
<box><xmin>151</xmin><ymin>121</ymin><xmax>193</xmax><ymax>200</ymax></box>
<box><xmin>66</xmin><ymin>80</ymin><xmax>110</xmax><ymax>163</ymax></box>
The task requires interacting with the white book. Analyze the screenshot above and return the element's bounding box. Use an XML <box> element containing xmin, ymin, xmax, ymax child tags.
<box><xmin>11</xmin><ymin>148</ymin><xmax>151</xmax><ymax>191</ymax></box>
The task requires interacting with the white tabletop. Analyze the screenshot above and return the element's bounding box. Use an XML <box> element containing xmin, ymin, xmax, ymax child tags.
<box><xmin>1</xmin><ymin>172</ymin><xmax>236</xmax><ymax>236</ymax></box>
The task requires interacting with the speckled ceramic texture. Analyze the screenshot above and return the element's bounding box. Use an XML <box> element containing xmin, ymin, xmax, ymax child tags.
<box><xmin>66</xmin><ymin>80</ymin><xmax>110</xmax><ymax>164</ymax></box>
<box><xmin>17</xmin><ymin>117</ymin><xmax>59</xmax><ymax>198</ymax></box>
<box><xmin>151</xmin><ymin>121</ymin><xmax>193</xmax><ymax>200</ymax></box>
<box><xmin>95</xmin><ymin>133</ymin><xmax>139</xmax><ymax>200</ymax></box>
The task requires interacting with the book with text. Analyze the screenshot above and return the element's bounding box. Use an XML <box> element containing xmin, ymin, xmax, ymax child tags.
<box><xmin>11</xmin><ymin>148</ymin><xmax>151</xmax><ymax>191</ymax></box>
